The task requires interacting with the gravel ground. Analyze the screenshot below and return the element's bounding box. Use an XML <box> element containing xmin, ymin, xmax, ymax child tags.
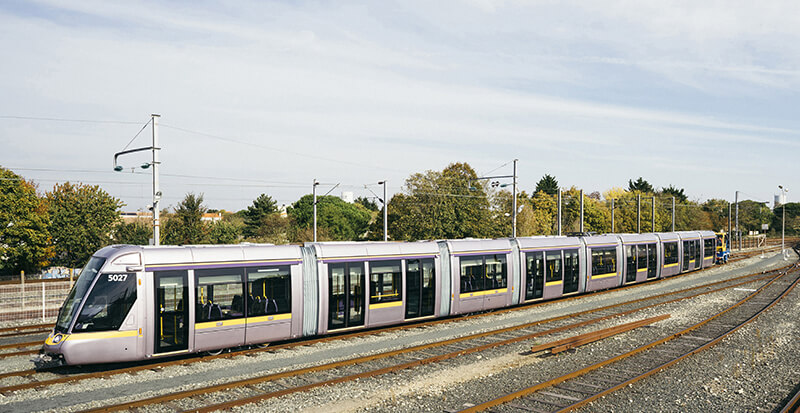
<box><xmin>0</xmin><ymin>251</ymin><xmax>792</xmax><ymax>413</ymax></box>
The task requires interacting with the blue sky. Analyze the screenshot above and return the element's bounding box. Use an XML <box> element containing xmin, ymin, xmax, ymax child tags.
<box><xmin>0</xmin><ymin>1</ymin><xmax>797</xmax><ymax>211</ymax></box>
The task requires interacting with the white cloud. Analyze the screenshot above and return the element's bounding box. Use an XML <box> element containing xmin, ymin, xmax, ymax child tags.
<box><xmin>0</xmin><ymin>1</ymin><xmax>797</xmax><ymax>210</ymax></box>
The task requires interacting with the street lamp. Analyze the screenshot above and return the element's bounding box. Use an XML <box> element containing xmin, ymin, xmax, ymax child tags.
<box><xmin>779</xmin><ymin>185</ymin><xmax>789</xmax><ymax>260</ymax></box>
<box><xmin>113</xmin><ymin>114</ymin><xmax>161</xmax><ymax>246</ymax></box>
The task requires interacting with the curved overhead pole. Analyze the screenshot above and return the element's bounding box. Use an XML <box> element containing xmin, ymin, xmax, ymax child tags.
<box><xmin>112</xmin><ymin>114</ymin><xmax>161</xmax><ymax>246</ymax></box>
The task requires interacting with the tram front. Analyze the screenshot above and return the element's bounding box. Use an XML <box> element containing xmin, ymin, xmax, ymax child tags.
<box><xmin>36</xmin><ymin>246</ymin><xmax>142</xmax><ymax>367</ymax></box>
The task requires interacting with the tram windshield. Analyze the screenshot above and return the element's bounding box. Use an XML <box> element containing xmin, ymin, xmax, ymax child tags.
<box><xmin>73</xmin><ymin>271</ymin><xmax>137</xmax><ymax>332</ymax></box>
<box><xmin>54</xmin><ymin>257</ymin><xmax>106</xmax><ymax>334</ymax></box>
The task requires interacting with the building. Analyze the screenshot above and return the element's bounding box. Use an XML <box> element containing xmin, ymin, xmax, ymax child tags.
<box><xmin>201</xmin><ymin>212</ymin><xmax>223</xmax><ymax>222</ymax></box>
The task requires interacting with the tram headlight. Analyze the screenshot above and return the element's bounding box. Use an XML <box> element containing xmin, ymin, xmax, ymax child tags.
<box><xmin>52</xmin><ymin>334</ymin><xmax>63</xmax><ymax>344</ymax></box>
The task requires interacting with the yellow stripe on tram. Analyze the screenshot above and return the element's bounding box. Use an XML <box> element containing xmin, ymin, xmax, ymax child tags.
<box><xmin>64</xmin><ymin>330</ymin><xmax>138</xmax><ymax>342</ymax></box>
<box><xmin>369</xmin><ymin>301</ymin><xmax>403</xmax><ymax>310</ymax></box>
<box><xmin>591</xmin><ymin>272</ymin><xmax>617</xmax><ymax>280</ymax></box>
<box><xmin>459</xmin><ymin>288</ymin><xmax>508</xmax><ymax>298</ymax></box>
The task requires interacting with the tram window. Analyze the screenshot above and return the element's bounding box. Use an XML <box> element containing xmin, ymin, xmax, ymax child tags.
<box><xmin>486</xmin><ymin>255</ymin><xmax>507</xmax><ymax>289</ymax></box>
<box><xmin>646</xmin><ymin>244</ymin><xmax>657</xmax><ymax>278</ymax></box>
<box><xmin>56</xmin><ymin>257</ymin><xmax>106</xmax><ymax>333</ymax></box>
<box><xmin>545</xmin><ymin>251</ymin><xmax>562</xmax><ymax>283</ymax></box>
<box><xmin>663</xmin><ymin>243</ymin><xmax>679</xmax><ymax>265</ymax></box>
<box><xmin>460</xmin><ymin>254</ymin><xmax>507</xmax><ymax>293</ymax></box>
<box><xmin>705</xmin><ymin>238</ymin><xmax>714</xmax><ymax>257</ymax></box>
<box><xmin>196</xmin><ymin>268</ymin><xmax>244</xmax><ymax>321</ymax></box>
<box><xmin>247</xmin><ymin>266</ymin><xmax>291</xmax><ymax>316</ymax></box>
<box><xmin>591</xmin><ymin>247</ymin><xmax>616</xmax><ymax>276</ymax></box>
<box><xmin>460</xmin><ymin>256</ymin><xmax>484</xmax><ymax>293</ymax></box>
<box><xmin>370</xmin><ymin>260</ymin><xmax>401</xmax><ymax>304</ymax></box>
<box><xmin>637</xmin><ymin>245</ymin><xmax>648</xmax><ymax>270</ymax></box>
<box><xmin>73</xmin><ymin>272</ymin><xmax>137</xmax><ymax>332</ymax></box>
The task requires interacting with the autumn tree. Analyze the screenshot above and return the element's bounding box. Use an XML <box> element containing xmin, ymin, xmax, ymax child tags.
<box><xmin>0</xmin><ymin>167</ymin><xmax>52</xmax><ymax>274</ymax></box>
<box><xmin>46</xmin><ymin>182</ymin><xmax>122</xmax><ymax>268</ymax></box>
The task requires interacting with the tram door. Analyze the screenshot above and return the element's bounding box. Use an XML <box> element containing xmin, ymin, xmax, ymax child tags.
<box><xmin>328</xmin><ymin>262</ymin><xmax>365</xmax><ymax>330</ymax></box>
<box><xmin>154</xmin><ymin>270</ymin><xmax>189</xmax><ymax>354</ymax></box>
<box><xmin>405</xmin><ymin>259</ymin><xmax>435</xmax><ymax>319</ymax></box>
<box><xmin>525</xmin><ymin>252</ymin><xmax>544</xmax><ymax>300</ymax></box>
<box><xmin>625</xmin><ymin>245</ymin><xmax>637</xmax><ymax>283</ymax></box>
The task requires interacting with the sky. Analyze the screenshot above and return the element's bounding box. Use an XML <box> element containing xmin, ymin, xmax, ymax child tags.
<box><xmin>1</xmin><ymin>0</ymin><xmax>798</xmax><ymax>212</ymax></box>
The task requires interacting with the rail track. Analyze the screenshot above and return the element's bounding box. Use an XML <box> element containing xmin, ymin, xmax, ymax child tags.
<box><xmin>452</xmin><ymin>255</ymin><xmax>800</xmax><ymax>412</ymax></box>
<box><xmin>0</xmin><ymin>250</ymin><xmax>791</xmax><ymax>413</ymax></box>
<box><xmin>55</xmin><ymin>260</ymin><xmax>794</xmax><ymax>412</ymax></box>
<box><xmin>0</xmin><ymin>255</ymin><xmax>787</xmax><ymax>401</ymax></box>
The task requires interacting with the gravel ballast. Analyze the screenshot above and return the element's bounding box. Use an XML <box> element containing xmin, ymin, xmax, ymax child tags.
<box><xmin>0</xmin><ymin>251</ymin><xmax>795</xmax><ymax>413</ymax></box>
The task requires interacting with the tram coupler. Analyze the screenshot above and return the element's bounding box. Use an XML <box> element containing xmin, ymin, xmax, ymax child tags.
<box><xmin>31</xmin><ymin>351</ymin><xmax>65</xmax><ymax>370</ymax></box>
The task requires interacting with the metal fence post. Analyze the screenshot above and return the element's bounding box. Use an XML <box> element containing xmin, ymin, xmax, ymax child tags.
<box><xmin>42</xmin><ymin>282</ymin><xmax>46</xmax><ymax>321</ymax></box>
<box><xmin>21</xmin><ymin>270</ymin><xmax>25</xmax><ymax>315</ymax></box>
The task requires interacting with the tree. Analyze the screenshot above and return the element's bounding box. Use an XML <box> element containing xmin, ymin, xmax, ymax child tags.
<box><xmin>250</xmin><ymin>214</ymin><xmax>291</xmax><ymax>244</ymax></box>
<box><xmin>534</xmin><ymin>174</ymin><xmax>559</xmax><ymax>196</ymax></box>
<box><xmin>771</xmin><ymin>203</ymin><xmax>800</xmax><ymax>237</ymax></box>
<box><xmin>113</xmin><ymin>220</ymin><xmax>152</xmax><ymax>245</ymax></box>
<box><xmin>735</xmin><ymin>200</ymin><xmax>772</xmax><ymax>234</ymax></box>
<box><xmin>46</xmin><ymin>182</ymin><xmax>122</xmax><ymax>268</ymax></box>
<box><xmin>628</xmin><ymin>177</ymin><xmax>654</xmax><ymax>194</ymax></box>
<box><xmin>661</xmin><ymin>185</ymin><xmax>688</xmax><ymax>203</ymax></box>
<box><xmin>355</xmin><ymin>196</ymin><xmax>379</xmax><ymax>212</ymax></box>
<box><xmin>0</xmin><ymin>167</ymin><xmax>52</xmax><ymax>274</ymax></box>
<box><xmin>209</xmin><ymin>220</ymin><xmax>242</xmax><ymax>244</ymax></box>
<box><xmin>702</xmin><ymin>199</ymin><xmax>730</xmax><ymax>232</ymax></box>
<box><xmin>287</xmin><ymin>195</ymin><xmax>371</xmax><ymax>241</ymax></box>
<box><xmin>162</xmin><ymin>193</ymin><xmax>209</xmax><ymax>245</ymax></box>
<box><xmin>387</xmin><ymin>163</ymin><xmax>494</xmax><ymax>241</ymax></box>
<box><xmin>241</xmin><ymin>194</ymin><xmax>278</xmax><ymax>238</ymax></box>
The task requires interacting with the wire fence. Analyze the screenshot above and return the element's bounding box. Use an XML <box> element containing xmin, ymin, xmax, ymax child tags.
<box><xmin>0</xmin><ymin>280</ymin><xmax>71</xmax><ymax>324</ymax></box>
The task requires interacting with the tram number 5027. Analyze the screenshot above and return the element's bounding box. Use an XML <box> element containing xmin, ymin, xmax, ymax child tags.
<box><xmin>107</xmin><ymin>273</ymin><xmax>129</xmax><ymax>282</ymax></box>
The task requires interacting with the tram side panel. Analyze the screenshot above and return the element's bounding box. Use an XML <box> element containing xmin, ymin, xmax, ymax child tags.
<box><xmin>584</xmin><ymin>236</ymin><xmax>622</xmax><ymax>292</ymax></box>
<box><xmin>447</xmin><ymin>239</ymin><xmax>514</xmax><ymax>315</ymax></box>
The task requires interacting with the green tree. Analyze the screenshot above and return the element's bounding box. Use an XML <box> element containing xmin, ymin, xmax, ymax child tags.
<box><xmin>113</xmin><ymin>220</ymin><xmax>152</xmax><ymax>245</ymax></box>
<box><xmin>771</xmin><ymin>203</ymin><xmax>800</xmax><ymax>236</ymax></box>
<box><xmin>702</xmin><ymin>199</ymin><xmax>730</xmax><ymax>232</ymax></box>
<box><xmin>735</xmin><ymin>200</ymin><xmax>772</xmax><ymax>234</ymax></box>
<box><xmin>162</xmin><ymin>193</ymin><xmax>209</xmax><ymax>245</ymax></box>
<box><xmin>241</xmin><ymin>194</ymin><xmax>278</xmax><ymax>238</ymax></box>
<box><xmin>287</xmin><ymin>195</ymin><xmax>371</xmax><ymax>241</ymax></box>
<box><xmin>660</xmin><ymin>185</ymin><xmax>688</xmax><ymax>203</ymax></box>
<box><xmin>46</xmin><ymin>182</ymin><xmax>122</xmax><ymax>268</ymax></box>
<box><xmin>388</xmin><ymin>162</ymin><xmax>494</xmax><ymax>241</ymax></box>
<box><xmin>0</xmin><ymin>167</ymin><xmax>52</xmax><ymax>274</ymax></box>
<box><xmin>209</xmin><ymin>219</ymin><xmax>242</xmax><ymax>244</ymax></box>
<box><xmin>355</xmin><ymin>196</ymin><xmax>379</xmax><ymax>212</ymax></box>
<box><xmin>627</xmin><ymin>177</ymin><xmax>654</xmax><ymax>193</ymax></box>
<box><xmin>250</xmin><ymin>214</ymin><xmax>291</xmax><ymax>244</ymax></box>
<box><xmin>534</xmin><ymin>174</ymin><xmax>559</xmax><ymax>196</ymax></box>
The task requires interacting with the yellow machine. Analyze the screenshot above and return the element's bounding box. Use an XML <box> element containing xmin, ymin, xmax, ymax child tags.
<box><xmin>715</xmin><ymin>232</ymin><xmax>729</xmax><ymax>263</ymax></box>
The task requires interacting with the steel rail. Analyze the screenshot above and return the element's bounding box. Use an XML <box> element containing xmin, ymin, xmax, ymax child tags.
<box><xmin>77</xmin><ymin>266</ymin><xmax>792</xmax><ymax>412</ymax></box>
<box><xmin>456</xmin><ymin>264</ymin><xmax>800</xmax><ymax>412</ymax></box>
<box><xmin>558</xmin><ymin>266</ymin><xmax>800</xmax><ymax>412</ymax></box>
<box><xmin>781</xmin><ymin>387</ymin><xmax>800</xmax><ymax>413</ymax></box>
